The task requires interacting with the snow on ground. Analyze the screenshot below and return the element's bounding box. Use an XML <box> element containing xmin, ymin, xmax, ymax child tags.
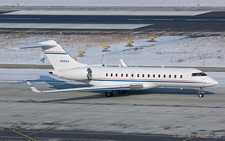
<box><xmin>0</xmin><ymin>69</ymin><xmax>52</xmax><ymax>82</ymax></box>
<box><xmin>1</xmin><ymin>0</ymin><xmax>225</xmax><ymax>7</ymax></box>
<box><xmin>0</xmin><ymin>34</ymin><xmax>225</xmax><ymax>67</ymax></box>
<box><xmin>0</xmin><ymin>34</ymin><xmax>145</xmax><ymax>65</ymax></box>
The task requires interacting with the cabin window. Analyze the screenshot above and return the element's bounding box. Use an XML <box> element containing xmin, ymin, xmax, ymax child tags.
<box><xmin>131</xmin><ymin>74</ymin><xmax>134</xmax><ymax>77</ymax></box>
<box><xmin>137</xmin><ymin>74</ymin><xmax>139</xmax><ymax>77</ymax></box>
<box><xmin>164</xmin><ymin>74</ymin><xmax>166</xmax><ymax>78</ymax></box>
<box><xmin>148</xmin><ymin>74</ymin><xmax>150</xmax><ymax>78</ymax></box>
<box><xmin>169</xmin><ymin>75</ymin><xmax>171</xmax><ymax>78</ymax></box>
<box><xmin>126</xmin><ymin>74</ymin><xmax>128</xmax><ymax>77</ymax></box>
<box><xmin>153</xmin><ymin>74</ymin><xmax>155</xmax><ymax>78</ymax></box>
<box><xmin>115</xmin><ymin>73</ymin><xmax>118</xmax><ymax>77</ymax></box>
<box><xmin>111</xmin><ymin>73</ymin><xmax>113</xmax><ymax>77</ymax></box>
<box><xmin>106</xmin><ymin>73</ymin><xmax>108</xmax><ymax>77</ymax></box>
<box><xmin>158</xmin><ymin>74</ymin><xmax>160</xmax><ymax>78</ymax></box>
<box><xmin>142</xmin><ymin>74</ymin><xmax>145</xmax><ymax>77</ymax></box>
<box><xmin>174</xmin><ymin>75</ymin><xmax>176</xmax><ymax>78</ymax></box>
<box><xmin>121</xmin><ymin>74</ymin><xmax>123</xmax><ymax>77</ymax></box>
<box><xmin>180</xmin><ymin>75</ymin><xmax>182</xmax><ymax>78</ymax></box>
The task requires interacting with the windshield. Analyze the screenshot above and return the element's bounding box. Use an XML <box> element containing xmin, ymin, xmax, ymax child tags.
<box><xmin>192</xmin><ymin>72</ymin><xmax>207</xmax><ymax>77</ymax></box>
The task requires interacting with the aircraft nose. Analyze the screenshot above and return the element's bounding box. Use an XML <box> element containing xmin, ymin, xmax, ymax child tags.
<box><xmin>213</xmin><ymin>80</ymin><xmax>219</xmax><ymax>85</ymax></box>
<box><xmin>209</xmin><ymin>78</ymin><xmax>218</xmax><ymax>86</ymax></box>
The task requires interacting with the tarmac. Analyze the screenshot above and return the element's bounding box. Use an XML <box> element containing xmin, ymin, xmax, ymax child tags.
<box><xmin>1</xmin><ymin>8</ymin><xmax>225</xmax><ymax>34</ymax></box>
<box><xmin>0</xmin><ymin>81</ymin><xmax>225</xmax><ymax>140</ymax></box>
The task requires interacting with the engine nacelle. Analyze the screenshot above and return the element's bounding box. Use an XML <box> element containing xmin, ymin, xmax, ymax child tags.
<box><xmin>51</xmin><ymin>67</ymin><xmax>92</xmax><ymax>81</ymax></box>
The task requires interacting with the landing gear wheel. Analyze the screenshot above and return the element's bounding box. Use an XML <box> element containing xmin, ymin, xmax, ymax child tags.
<box><xmin>118</xmin><ymin>90</ymin><xmax>127</xmax><ymax>94</ymax></box>
<box><xmin>198</xmin><ymin>94</ymin><xmax>204</xmax><ymax>98</ymax></box>
<box><xmin>198</xmin><ymin>87</ymin><xmax>204</xmax><ymax>98</ymax></box>
<box><xmin>105</xmin><ymin>91</ymin><xmax>114</xmax><ymax>97</ymax></box>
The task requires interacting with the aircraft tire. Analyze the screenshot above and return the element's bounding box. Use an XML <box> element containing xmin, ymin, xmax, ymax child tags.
<box><xmin>198</xmin><ymin>94</ymin><xmax>204</xmax><ymax>98</ymax></box>
<box><xmin>105</xmin><ymin>91</ymin><xmax>114</xmax><ymax>97</ymax></box>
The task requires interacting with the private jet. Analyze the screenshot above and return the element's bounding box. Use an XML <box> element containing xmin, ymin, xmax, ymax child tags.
<box><xmin>17</xmin><ymin>40</ymin><xmax>218</xmax><ymax>98</ymax></box>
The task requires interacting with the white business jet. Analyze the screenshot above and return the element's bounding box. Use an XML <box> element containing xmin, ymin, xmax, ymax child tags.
<box><xmin>18</xmin><ymin>40</ymin><xmax>218</xmax><ymax>98</ymax></box>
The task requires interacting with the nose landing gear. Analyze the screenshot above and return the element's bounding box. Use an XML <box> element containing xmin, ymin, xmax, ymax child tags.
<box><xmin>198</xmin><ymin>87</ymin><xmax>204</xmax><ymax>98</ymax></box>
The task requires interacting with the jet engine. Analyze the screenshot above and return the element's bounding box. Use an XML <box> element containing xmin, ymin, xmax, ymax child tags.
<box><xmin>49</xmin><ymin>67</ymin><xmax>92</xmax><ymax>81</ymax></box>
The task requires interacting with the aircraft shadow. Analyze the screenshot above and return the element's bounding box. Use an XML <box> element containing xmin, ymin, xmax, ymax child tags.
<box><xmin>125</xmin><ymin>88</ymin><xmax>215</xmax><ymax>96</ymax></box>
<box><xmin>29</xmin><ymin>94</ymin><xmax>105</xmax><ymax>103</ymax></box>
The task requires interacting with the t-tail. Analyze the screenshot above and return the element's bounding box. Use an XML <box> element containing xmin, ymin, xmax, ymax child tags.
<box><xmin>16</xmin><ymin>40</ymin><xmax>87</xmax><ymax>70</ymax></box>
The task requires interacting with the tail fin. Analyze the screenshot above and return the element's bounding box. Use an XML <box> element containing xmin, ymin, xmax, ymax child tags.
<box><xmin>17</xmin><ymin>40</ymin><xmax>87</xmax><ymax>70</ymax></box>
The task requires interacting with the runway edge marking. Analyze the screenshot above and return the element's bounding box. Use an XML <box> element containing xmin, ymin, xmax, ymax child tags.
<box><xmin>10</xmin><ymin>128</ymin><xmax>37</xmax><ymax>141</ymax></box>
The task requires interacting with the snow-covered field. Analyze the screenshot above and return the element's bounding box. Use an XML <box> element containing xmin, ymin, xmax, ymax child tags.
<box><xmin>1</xmin><ymin>0</ymin><xmax>225</xmax><ymax>7</ymax></box>
<box><xmin>0</xmin><ymin>34</ymin><xmax>225</xmax><ymax>67</ymax></box>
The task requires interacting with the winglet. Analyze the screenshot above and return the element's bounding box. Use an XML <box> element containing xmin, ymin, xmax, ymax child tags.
<box><xmin>120</xmin><ymin>59</ymin><xmax>128</xmax><ymax>67</ymax></box>
<box><xmin>26</xmin><ymin>81</ymin><xmax>42</xmax><ymax>93</ymax></box>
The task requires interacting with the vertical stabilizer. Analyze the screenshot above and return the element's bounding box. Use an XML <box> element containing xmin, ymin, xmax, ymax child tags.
<box><xmin>18</xmin><ymin>40</ymin><xmax>87</xmax><ymax>70</ymax></box>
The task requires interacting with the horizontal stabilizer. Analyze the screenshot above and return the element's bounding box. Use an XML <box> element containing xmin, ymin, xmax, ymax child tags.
<box><xmin>13</xmin><ymin>44</ymin><xmax>55</xmax><ymax>49</ymax></box>
<box><xmin>14</xmin><ymin>40</ymin><xmax>87</xmax><ymax>70</ymax></box>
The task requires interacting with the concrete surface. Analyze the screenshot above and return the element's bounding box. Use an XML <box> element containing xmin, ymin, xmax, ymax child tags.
<box><xmin>0</xmin><ymin>68</ymin><xmax>224</xmax><ymax>140</ymax></box>
<box><xmin>1</xmin><ymin>10</ymin><xmax>225</xmax><ymax>33</ymax></box>
<box><xmin>0</xmin><ymin>23</ymin><xmax>151</xmax><ymax>30</ymax></box>
<box><xmin>5</xmin><ymin>10</ymin><xmax>210</xmax><ymax>16</ymax></box>
<box><xmin>0</xmin><ymin>82</ymin><xmax>224</xmax><ymax>138</ymax></box>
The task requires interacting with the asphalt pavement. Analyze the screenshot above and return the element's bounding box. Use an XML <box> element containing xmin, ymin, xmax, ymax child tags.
<box><xmin>1</xmin><ymin>11</ymin><xmax>225</xmax><ymax>32</ymax></box>
<box><xmin>0</xmin><ymin>130</ymin><xmax>223</xmax><ymax>141</ymax></box>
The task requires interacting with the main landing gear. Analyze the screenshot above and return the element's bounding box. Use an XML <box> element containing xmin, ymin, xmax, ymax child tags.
<box><xmin>198</xmin><ymin>87</ymin><xmax>204</xmax><ymax>98</ymax></box>
<box><xmin>105</xmin><ymin>90</ymin><xmax>127</xmax><ymax>97</ymax></box>
<box><xmin>105</xmin><ymin>91</ymin><xmax>114</xmax><ymax>97</ymax></box>
<box><xmin>118</xmin><ymin>90</ymin><xmax>127</xmax><ymax>94</ymax></box>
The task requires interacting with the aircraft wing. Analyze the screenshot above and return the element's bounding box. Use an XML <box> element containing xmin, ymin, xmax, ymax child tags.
<box><xmin>27</xmin><ymin>82</ymin><xmax>143</xmax><ymax>94</ymax></box>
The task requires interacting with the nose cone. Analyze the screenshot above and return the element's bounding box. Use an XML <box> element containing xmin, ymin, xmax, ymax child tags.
<box><xmin>212</xmin><ymin>79</ymin><xmax>219</xmax><ymax>85</ymax></box>
<box><xmin>207</xmin><ymin>77</ymin><xmax>218</xmax><ymax>86</ymax></box>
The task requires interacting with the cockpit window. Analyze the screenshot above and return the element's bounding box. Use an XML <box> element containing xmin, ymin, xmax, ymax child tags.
<box><xmin>192</xmin><ymin>72</ymin><xmax>207</xmax><ymax>77</ymax></box>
